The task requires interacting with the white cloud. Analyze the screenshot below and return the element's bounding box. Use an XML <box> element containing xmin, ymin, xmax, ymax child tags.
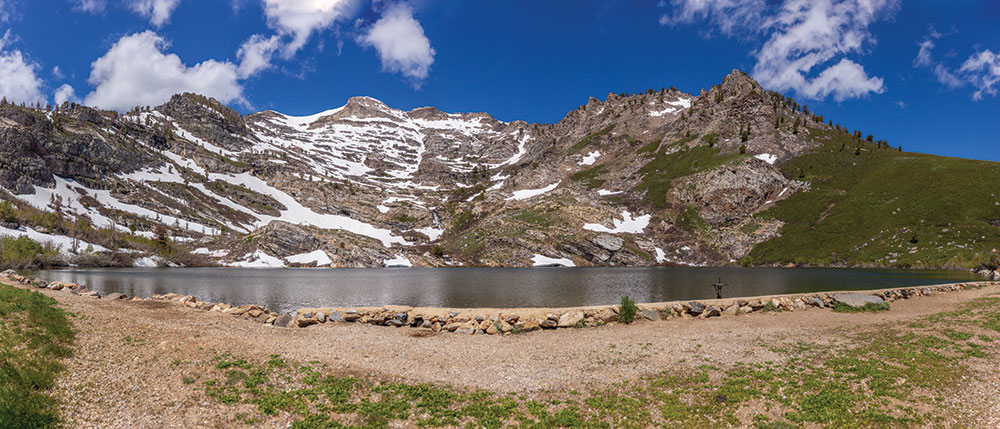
<box><xmin>0</xmin><ymin>0</ymin><xmax>14</xmax><ymax>22</ymax></box>
<box><xmin>54</xmin><ymin>84</ymin><xmax>77</xmax><ymax>105</ymax></box>
<box><xmin>959</xmin><ymin>50</ymin><xmax>1000</xmax><ymax>100</ymax></box>
<box><xmin>84</xmin><ymin>31</ymin><xmax>244</xmax><ymax>111</ymax></box>
<box><xmin>237</xmin><ymin>33</ymin><xmax>281</xmax><ymax>78</ymax></box>
<box><xmin>263</xmin><ymin>0</ymin><xmax>357</xmax><ymax>57</ymax></box>
<box><xmin>659</xmin><ymin>0</ymin><xmax>896</xmax><ymax>101</ymax></box>
<box><xmin>73</xmin><ymin>0</ymin><xmax>107</xmax><ymax>13</ymax></box>
<box><xmin>358</xmin><ymin>3</ymin><xmax>435</xmax><ymax>85</ymax></box>
<box><xmin>913</xmin><ymin>29</ymin><xmax>1000</xmax><ymax>100</ymax></box>
<box><xmin>129</xmin><ymin>0</ymin><xmax>181</xmax><ymax>27</ymax></box>
<box><xmin>0</xmin><ymin>31</ymin><xmax>45</xmax><ymax>104</ymax></box>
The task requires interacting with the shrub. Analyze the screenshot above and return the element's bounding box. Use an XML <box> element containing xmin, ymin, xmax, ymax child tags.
<box><xmin>0</xmin><ymin>236</ymin><xmax>60</xmax><ymax>270</ymax></box>
<box><xmin>619</xmin><ymin>296</ymin><xmax>637</xmax><ymax>324</ymax></box>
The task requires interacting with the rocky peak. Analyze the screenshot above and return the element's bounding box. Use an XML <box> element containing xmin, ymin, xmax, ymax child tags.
<box><xmin>718</xmin><ymin>69</ymin><xmax>763</xmax><ymax>98</ymax></box>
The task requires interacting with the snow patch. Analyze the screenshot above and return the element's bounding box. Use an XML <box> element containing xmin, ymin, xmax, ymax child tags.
<box><xmin>579</xmin><ymin>151</ymin><xmax>601</xmax><ymax>166</ymax></box>
<box><xmin>654</xmin><ymin>248</ymin><xmax>669</xmax><ymax>263</ymax></box>
<box><xmin>230</xmin><ymin>251</ymin><xmax>286</xmax><ymax>268</ymax></box>
<box><xmin>133</xmin><ymin>257</ymin><xmax>160</xmax><ymax>267</ymax></box>
<box><xmin>384</xmin><ymin>255</ymin><xmax>413</xmax><ymax>267</ymax></box>
<box><xmin>583</xmin><ymin>210</ymin><xmax>651</xmax><ymax>234</ymax></box>
<box><xmin>755</xmin><ymin>153</ymin><xmax>778</xmax><ymax>165</ymax></box>
<box><xmin>0</xmin><ymin>226</ymin><xmax>109</xmax><ymax>254</ymax></box>
<box><xmin>506</xmin><ymin>182</ymin><xmax>559</xmax><ymax>201</ymax></box>
<box><xmin>416</xmin><ymin>227</ymin><xmax>443</xmax><ymax>241</ymax></box>
<box><xmin>531</xmin><ymin>254</ymin><xmax>576</xmax><ymax>267</ymax></box>
<box><xmin>286</xmin><ymin>250</ymin><xmax>333</xmax><ymax>267</ymax></box>
<box><xmin>597</xmin><ymin>189</ymin><xmax>622</xmax><ymax>196</ymax></box>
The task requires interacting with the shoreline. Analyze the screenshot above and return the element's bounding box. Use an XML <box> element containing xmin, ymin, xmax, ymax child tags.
<box><xmin>6</xmin><ymin>268</ymin><xmax>998</xmax><ymax>334</ymax></box>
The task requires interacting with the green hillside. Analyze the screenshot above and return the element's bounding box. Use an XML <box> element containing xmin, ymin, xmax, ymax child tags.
<box><xmin>744</xmin><ymin>128</ymin><xmax>1000</xmax><ymax>269</ymax></box>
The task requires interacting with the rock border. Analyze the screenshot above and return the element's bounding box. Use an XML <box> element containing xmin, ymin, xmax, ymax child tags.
<box><xmin>3</xmin><ymin>269</ymin><xmax>997</xmax><ymax>336</ymax></box>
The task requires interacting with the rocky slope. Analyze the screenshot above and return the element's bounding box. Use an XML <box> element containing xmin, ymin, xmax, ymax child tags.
<box><xmin>1</xmin><ymin>70</ymin><xmax>998</xmax><ymax>269</ymax></box>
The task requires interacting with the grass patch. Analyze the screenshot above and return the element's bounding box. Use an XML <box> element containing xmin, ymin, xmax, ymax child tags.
<box><xmin>567</xmin><ymin>125</ymin><xmax>614</xmax><ymax>155</ymax></box>
<box><xmin>0</xmin><ymin>282</ymin><xmax>75</xmax><ymax>428</ymax></box>
<box><xmin>744</xmin><ymin>126</ymin><xmax>1000</xmax><ymax>268</ymax></box>
<box><xmin>633</xmin><ymin>136</ymin><xmax>742</xmax><ymax>208</ymax></box>
<box><xmin>570</xmin><ymin>165</ymin><xmax>608</xmax><ymax>189</ymax></box>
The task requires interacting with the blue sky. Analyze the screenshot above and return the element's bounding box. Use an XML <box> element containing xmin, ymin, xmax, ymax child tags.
<box><xmin>0</xmin><ymin>0</ymin><xmax>997</xmax><ymax>161</ymax></box>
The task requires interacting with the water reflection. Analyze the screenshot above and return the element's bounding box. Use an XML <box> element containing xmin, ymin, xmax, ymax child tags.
<box><xmin>29</xmin><ymin>266</ymin><xmax>980</xmax><ymax>314</ymax></box>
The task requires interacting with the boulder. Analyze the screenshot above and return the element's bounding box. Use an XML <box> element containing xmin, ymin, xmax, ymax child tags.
<box><xmin>455</xmin><ymin>320</ymin><xmax>478</xmax><ymax>335</ymax></box>
<box><xmin>443</xmin><ymin>322</ymin><xmax>463</xmax><ymax>332</ymax></box>
<box><xmin>703</xmin><ymin>306</ymin><xmax>721</xmax><ymax>318</ymax></box>
<box><xmin>343</xmin><ymin>311</ymin><xmax>359</xmax><ymax>322</ymax></box>
<box><xmin>296</xmin><ymin>317</ymin><xmax>317</xmax><ymax>328</ymax></box>
<box><xmin>688</xmin><ymin>301</ymin><xmax>707</xmax><ymax>316</ymax></box>
<box><xmin>316</xmin><ymin>312</ymin><xmax>326</xmax><ymax>323</ymax></box>
<box><xmin>594</xmin><ymin>308</ymin><xmax>617</xmax><ymax>323</ymax></box>
<box><xmin>808</xmin><ymin>297</ymin><xmax>826</xmax><ymax>308</ymax></box>
<box><xmin>640</xmin><ymin>309</ymin><xmax>660</xmax><ymax>321</ymax></box>
<box><xmin>593</xmin><ymin>235</ymin><xmax>625</xmax><ymax>252</ymax></box>
<box><xmin>1</xmin><ymin>269</ymin><xmax>16</xmax><ymax>276</ymax></box>
<box><xmin>519</xmin><ymin>319</ymin><xmax>540</xmax><ymax>332</ymax></box>
<box><xmin>557</xmin><ymin>311</ymin><xmax>585</xmax><ymax>327</ymax></box>
<box><xmin>275</xmin><ymin>314</ymin><xmax>294</xmax><ymax>328</ymax></box>
<box><xmin>104</xmin><ymin>292</ymin><xmax>127</xmax><ymax>300</ymax></box>
<box><xmin>832</xmin><ymin>293</ymin><xmax>887</xmax><ymax>308</ymax></box>
<box><xmin>722</xmin><ymin>305</ymin><xmax>738</xmax><ymax>316</ymax></box>
<box><xmin>539</xmin><ymin>318</ymin><xmax>558</xmax><ymax>329</ymax></box>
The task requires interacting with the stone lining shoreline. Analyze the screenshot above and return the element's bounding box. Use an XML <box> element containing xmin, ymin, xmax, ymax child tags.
<box><xmin>3</xmin><ymin>269</ymin><xmax>998</xmax><ymax>336</ymax></box>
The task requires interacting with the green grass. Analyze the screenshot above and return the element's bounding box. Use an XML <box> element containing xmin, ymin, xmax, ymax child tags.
<box><xmin>744</xmin><ymin>126</ymin><xmax>1000</xmax><ymax>268</ymax></box>
<box><xmin>198</xmin><ymin>296</ymin><xmax>1000</xmax><ymax>427</ymax></box>
<box><xmin>567</xmin><ymin>125</ymin><xmax>614</xmax><ymax>155</ymax></box>
<box><xmin>676</xmin><ymin>205</ymin><xmax>709</xmax><ymax>233</ymax></box>
<box><xmin>570</xmin><ymin>165</ymin><xmax>608</xmax><ymax>189</ymax></box>
<box><xmin>633</xmin><ymin>136</ymin><xmax>743</xmax><ymax>208</ymax></box>
<box><xmin>831</xmin><ymin>301</ymin><xmax>891</xmax><ymax>313</ymax></box>
<box><xmin>0</xmin><ymin>282</ymin><xmax>75</xmax><ymax>428</ymax></box>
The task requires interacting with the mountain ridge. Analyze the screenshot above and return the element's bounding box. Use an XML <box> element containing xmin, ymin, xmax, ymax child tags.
<box><xmin>1</xmin><ymin>70</ymin><xmax>998</xmax><ymax>271</ymax></box>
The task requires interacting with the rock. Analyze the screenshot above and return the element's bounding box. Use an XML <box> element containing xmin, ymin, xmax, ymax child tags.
<box><xmin>738</xmin><ymin>305</ymin><xmax>753</xmax><ymax>314</ymax></box>
<box><xmin>455</xmin><ymin>320</ymin><xmax>478</xmax><ymax>335</ymax></box>
<box><xmin>275</xmin><ymin>314</ymin><xmax>293</xmax><ymax>327</ymax></box>
<box><xmin>431</xmin><ymin>322</ymin><xmax>441</xmax><ymax>332</ymax></box>
<box><xmin>1</xmin><ymin>269</ymin><xmax>16</xmax><ymax>276</ymax></box>
<box><xmin>479</xmin><ymin>320</ymin><xmax>493</xmax><ymax>331</ymax></box>
<box><xmin>519</xmin><ymin>319</ymin><xmax>540</xmax><ymax>332</ymax></box>
<box><xmin>722</xmin><ymin>305</ymin><xmax>738</xmax><ymax>316</ymax></box>
<box><xmin>386</xmin><ymin>319</ymin><xmax>405</xmax><ymax>327</ymax></box>
<box><xmin>316</xmin><ymin>312</ymin><xmax>326</xmax><ymax>323</ymax></box>
<box><xmin>104</xmin><ymin>292</ymin><xmax>127</xmax><ymax>300</ymax></box>
<box><xmin>594</xmin><ymin>308</ymin><xmax>618</xmax><ymax>323</ymax></box>
<box><xmin>688</xmin><ymin>301</ymin><xmax>707</xmax><ymax>316</ymax></box>
<box><xmin>264</xmin><ymin>315</ymin><xmax>277</xmax><ymax>325</ymax></box>
<box><xmin>832</xmin><ymin>293</ymin><xmax>887</xmax><ymax>308</ymax></box>
<box><xmin>703</xmin><ymin>306</ymin><xmax>721</xmax><ymax>318</ymax></box>
<box><xmin>248</xmin><ymin>309</ymin><xmax>264</xmax><ymax>318</ymax></box>
<box><xmin>539</xmin><ymin>318</ymin><xmax>558</xmax><ymax>329</ymax></box>
<box><xmin>302</xmin><ymin>312</ymin><xmax>313</xmax><ymax>319</ymax></box>
<box><xmin>443</xmin><ymin>322</ymin><xmax>463</xmax><ymax>332</ymax></box>
<box><xmin>343</xmin><ymin>311</ymin><xmax>359</xmax><ymax>322</ymax></box>
<box><xmin>793</xmin><ymin>299</ymin><xmax>806</xmax><ymax>310</ymax></box>
<box><xmin>640</xmin><ymin>309</ymin><xmax>660</xmax><ymax>321</ymax></box>
<box><xmin>296</xmin><ymin>317</ymin><xmax>317</xmax><ymax>328</ymax></box>
<box><xmin>448</xmin><ymin>311</ymin><xmax>459</xmax><ymax>318</ymax></box>
<box><xmin>485</xmin><ymin>323</ymin><xmax>498</xmax><ymax>335</ymax></box>
<box><xmin>808</xmin><ymin>297</ymin><xmax>826</xmax><ymax>308</ymax></box>
<box><xmin>593</xmin><ymin>235</ymin><xmax>625</xmax><ymax>252</ymax></box>
<box><xmin>499</xmin><ymin>321</ymin><xmax>513</xmax><ymax>333</ymax></box>
<box><xmin>558</xmin><ymin>311</ymin><xmax>585</xmax><ymax>327</ymax></box>
<box><xmin>326</xmin><ymin>310</ymin><xmax>342</xmax><ymax>322</ymax></box>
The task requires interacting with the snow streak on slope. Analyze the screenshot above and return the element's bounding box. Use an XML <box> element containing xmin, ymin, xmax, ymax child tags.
<box><xmin>583</xmin><ymin>211</ymin><xmax>651</xmax><ymax>234</ymax></box>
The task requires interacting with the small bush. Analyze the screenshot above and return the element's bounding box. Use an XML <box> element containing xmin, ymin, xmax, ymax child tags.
<box><xmin>619</xmin><ymin>296</ymin><xmax>637</xmax><ymax>324</ymax></box>
<box><xmin>0</xmin><ymin>236</ymin><xmax>61</xmax><ymax>270</ymax></box>
<box><xmin>831</xmin><ymin>302</ymin><xmax>890</xmax><ymax>313</ymax></box>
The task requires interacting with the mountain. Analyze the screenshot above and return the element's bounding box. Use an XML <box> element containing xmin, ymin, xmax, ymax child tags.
<box><xmin>1</xmin><ymin>70</ymin><xmax>998</xmax><ymax>270</ymax></box>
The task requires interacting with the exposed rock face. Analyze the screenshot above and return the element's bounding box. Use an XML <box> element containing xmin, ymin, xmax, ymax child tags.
<box><xmin>673</xmin><ymin>158</ymin><xmax>806</xmax><ymax>226</ymax></box>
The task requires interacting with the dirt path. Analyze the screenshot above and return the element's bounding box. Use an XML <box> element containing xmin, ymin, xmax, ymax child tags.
<box><xmin>5</xmin><ymin>278</ymin><xmax>999</xmax><ymax>428</ymax></box>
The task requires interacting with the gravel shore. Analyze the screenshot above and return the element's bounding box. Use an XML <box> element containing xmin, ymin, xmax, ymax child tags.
<box><xmin>3</xmin><ymin>278</ymin><xmax>998</xmax><ymax>428</ymax></box>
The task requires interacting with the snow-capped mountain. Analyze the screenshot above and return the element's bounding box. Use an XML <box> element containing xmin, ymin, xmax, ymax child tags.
<box><xmin>4</xmin><ymin>70</ymin><xmax>993</xmax><ymax>269</ymax></box>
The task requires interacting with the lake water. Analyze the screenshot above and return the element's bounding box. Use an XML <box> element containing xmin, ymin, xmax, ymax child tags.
<box><xmin>28</xmin><ymin>267</ymin><xmax>982</xmax><ymax>314</ymax></box>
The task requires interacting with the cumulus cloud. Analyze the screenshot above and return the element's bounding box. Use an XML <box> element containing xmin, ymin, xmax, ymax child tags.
<box><xmin>0</xmin><ymin>31</ymin><xmax>46</xmax><ymax>104</ymax></box>
<box><xmin>129</xmin><ymin>0</ymin><xmax>181</xmax><ymax>27</ymax></box>
<box><xmin>659</xmin><ymin>0</ymin><xmax>897</xmax><ymax>101</ymax></box>
<box><xmin>913</xmin><ymin>29</ymin><xmax>1000</xmax><ymax>100</ymax></box>
<box><xmin>54</xmin><ymin>84</ymin><xmax>78</xmax><ymax>105</ymax></box>
<box><xmin>84</xmin><ymin>31</ymin><xmax>244</xmax><ymax>111</ymax></box>
<box><xmin>358</xmin><ymin>3</ymin><xmax>435</xmax><ymax>85</ymax></box>
<box><xmin>73</xmin><ymin>0</ymin><xmax>107</xmax><ymax>13</ymax></box>
<box><xmin>264</xmin><ymin>0</ymin><xmax>357</xmax><ymax>57</ymax></box>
